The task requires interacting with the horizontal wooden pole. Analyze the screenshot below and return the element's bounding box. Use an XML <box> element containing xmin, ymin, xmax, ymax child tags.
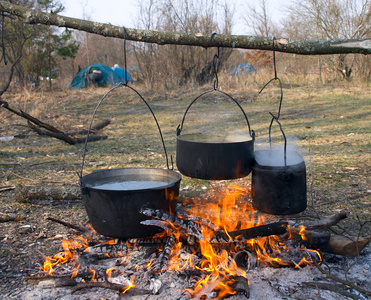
<box><xmin>1</xmin><ymin>1</ymin><xmax>370</xmax><ymax>55</ymax></box>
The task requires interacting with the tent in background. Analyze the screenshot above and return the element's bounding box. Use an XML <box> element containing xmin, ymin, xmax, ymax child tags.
<box><xmin>112</xmin><ymin>64</ymin><xmax>134</xmax><ymax>83</ymax></box>
<box><xmin>69</xmin><ymin>64</ymin><xmax>123</xmax><ymax>89</ymax></box>
<box><xmin>230</xmin><ymin>63</ymin><xmax>257</xmax><ymax>76</ymax></box>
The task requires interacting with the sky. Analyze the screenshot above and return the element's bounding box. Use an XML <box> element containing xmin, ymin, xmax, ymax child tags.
<box><xmin>60</xmin><ymin>0</ymin><xmax>286</xmax><ymax>36</ymax></box>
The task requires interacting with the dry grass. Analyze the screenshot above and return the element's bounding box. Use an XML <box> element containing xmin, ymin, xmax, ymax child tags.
<box><xmin>1</xmin><ymin>75</ymin><xmax>370</xmax><ymax>233</ymax></box>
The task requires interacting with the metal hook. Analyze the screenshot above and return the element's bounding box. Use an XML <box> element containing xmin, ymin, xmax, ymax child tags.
<box><xmin>273</xmin><ymin>37</ymin><xmax>277</xmax><ymax>79</ymax></box>
<box><xmin>212</xmin><ymin>47</ymin><xmax>220</xmax><ymax>89</ymax></box>
<box><xmin>122</xmin><ymin>26</ymin><xmax>129</xmax><ymax>84</ymax></box>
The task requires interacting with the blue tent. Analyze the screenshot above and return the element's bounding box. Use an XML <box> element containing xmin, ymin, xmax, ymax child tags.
<box><xmin>230</xmin><ymin>63</ymin><xmax>257</xmax><ymax>76</ymax></box>
<box><xmin>112</xmin><ymin>65</ymin><xmax>134</xmax><ymax>83</ymax></box>
<box><xmin>69</xmin><ymin>64</ymin><xmax>124</xmax><ymax>89</ymax></box>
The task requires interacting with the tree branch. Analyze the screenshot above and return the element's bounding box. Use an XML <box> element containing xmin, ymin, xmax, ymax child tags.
<box><xmin>0</xmin><ymin>1</ymin><xmax>370</xmax><ymax>55</ymax></box>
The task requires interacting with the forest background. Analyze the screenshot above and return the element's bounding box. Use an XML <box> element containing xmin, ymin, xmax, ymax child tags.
<box><xmin>0</xmin><ymin>0</ymin><xmax>370</xmax><ymax>91</ymax></box>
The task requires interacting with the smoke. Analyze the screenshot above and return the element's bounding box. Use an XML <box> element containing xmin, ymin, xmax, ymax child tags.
<box><xmin>254</xmin><ymin>136</ymin><xmax>305</xmax><ymax>166</ymax></box>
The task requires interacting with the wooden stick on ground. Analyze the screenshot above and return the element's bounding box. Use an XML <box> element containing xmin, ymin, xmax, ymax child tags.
<box><xmin>46</xmin><ymin>217</ymin><xmax>89</xmax><ymax>233</ymax></box>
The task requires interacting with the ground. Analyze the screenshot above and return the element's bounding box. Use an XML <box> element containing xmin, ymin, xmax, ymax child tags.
<box><xmin>0</xmin><ymin>80</ymin><xmax>370</xmax><ymax>298</ymax></box>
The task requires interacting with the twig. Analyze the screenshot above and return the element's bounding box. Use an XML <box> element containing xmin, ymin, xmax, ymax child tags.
<box><xmin>46</xmin><ymin>217</ymin><xmax>88</xmax><ymax>233</ymax></box>
<box><xmin>0</xmin><ymin>185</ymin><xmax>15</xmax><ymax>192</ymax></box>
<box><xmin>65</xmin><ymin>118</ymin><xmax>112</xmax><ymax>136</ymax></box>
<box><xmin>70</xmin><ymin>281</ymin><xmax>148</xmax><ymax>295</ymax></box>
<box><xmin>299</xmin><ymin>212</ymin><xmax>349</xmax><ymax>230</ymax></box>
<box><xmin>303</xmin><ymin>282</ymin><xmax>360</xmax><ymax>300</ymax></box>
<box><xmin>313</xmin><ymin>261</ymin><xmax>371</xmax><ymax>296</ymax></box>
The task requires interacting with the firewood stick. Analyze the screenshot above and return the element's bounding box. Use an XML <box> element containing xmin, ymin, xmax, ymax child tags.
<box><xmin>287</xmin><ymin>228</ymin><xmax>371</xmax><ymax>257</ymax></box>
<box><xmin>321</xmin><ymin>234</ymin><xmax>371</xmax><ymax>257</ymax></box>
<box><xmin>313</xmin><ymin>262</ymin><xmax>371</xmax><ymax>297</ymax></box>
<box><xmin>65</xmin><ymin>118</ymin><xmax>112</xmax><ymax>136</ymax></box>
<box><xmin>15</xmin><ymin>185</ymin><xmax>81</xmax><ymax>203</ymax></box>
<box><xmin>46</xmin><ymin>217</ymin><xmax>88</xmax><ymax>233</ymax></box>
<box><xmin>297</xmin><ymin>212</ymin><xmax>348</xmax><ymax>230</ymax></box>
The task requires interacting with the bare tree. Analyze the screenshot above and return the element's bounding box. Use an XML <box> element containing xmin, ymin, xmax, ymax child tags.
<box><xmin>242</xmin><ymin>0</ymin><xmax>274</xmax><ymax>37</ymax></box>
<box><xmin>285</xmin><ymin>0</ymin><xmax>371</xmax><ymax>80</ymax></box>
<box><xmin>132</xmin><ymin>0</ymin><xmax>235</xmax><ymax>89</ymax></box>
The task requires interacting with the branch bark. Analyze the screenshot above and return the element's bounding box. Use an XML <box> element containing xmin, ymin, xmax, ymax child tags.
<box><xmin>0</xmin><ymin>99</ymin><xmax>109</xmax><ymax>144</ymax></box>
<box><xmin>0</xmin><ymin>1</ymin><xmax>370</xmax><ymax>55</ymax></box>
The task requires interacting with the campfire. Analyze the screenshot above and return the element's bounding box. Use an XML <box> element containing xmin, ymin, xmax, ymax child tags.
<box><xmin>26</xmin><ymin>181</ymin><xmax>370</xmax><ymax>299</ymax></box>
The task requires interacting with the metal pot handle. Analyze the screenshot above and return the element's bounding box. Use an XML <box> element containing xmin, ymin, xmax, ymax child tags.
<box><xmin>79</xmin><ymin>83</ymin><xmax>170</xmax><ymax>179</ymax></box>
<box><xmin>268</xmin><ymin>112</ymin><xmax>287</xmax><ymax>166</ymax></box>
<box><xmin>176</xmin><ymin>88</ymin><xmax>254</xmax><ymax>139</ymax></box>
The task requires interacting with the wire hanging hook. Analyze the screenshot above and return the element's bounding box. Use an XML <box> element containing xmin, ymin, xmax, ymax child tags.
<box><xmin>272</xmin><ymin>36</ymin><xmax>277</xmax><ymax>79</ymax></box>
<box><xmin>122</xmin><ymin>26</ymin><xmax>128</xmax><ymax>85</ymax></box>
<box><xmin>258</xmin><ymin>36</ymin><xmax>283</xmax><ymax>120</ymax></box>
<box><xmin>212</xmin><ymin>47</ymin><xmax>220</xmax><ymax>90</ymax></box>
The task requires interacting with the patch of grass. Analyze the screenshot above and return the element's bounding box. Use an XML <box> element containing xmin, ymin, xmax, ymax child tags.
<box><xmin>1</xmin><ymin>80</ymin><xmax>370</xmax><ymax>224</ymax></box>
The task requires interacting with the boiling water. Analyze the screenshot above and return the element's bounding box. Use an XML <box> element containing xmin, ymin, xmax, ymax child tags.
<box><xmin>179</xmin><ymin>133</ymin><xmax>252</xmax><ymax>143</ymax></box>
<box><xmin>254</xmin><ymin>150</ymin><xmax>304</xmax><ymax>167</ymax></box>
<box><xmin>90</xmin><ymin>180</ymin><xmax>170</xmax><ymax>191</ymax></box>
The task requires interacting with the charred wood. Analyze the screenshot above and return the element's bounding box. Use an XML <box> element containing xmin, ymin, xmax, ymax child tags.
<box><xmin>159</xmin><ymin>236</ymin><xmax>175</xmax><ymax>275</ymax></box>
<box><xmin>141</xmin><ymin>219</ymin><xmax>204</xmax><ymax>241</ymax></box>
<box><xmin>127</xmin><ymin>236</ymin><xmax>168</xmax><ymax>246</ymax></box>
<box><xmin>212</xmin><ymin>222</ymin><xmax>289</xmax><ymax>243</ymax></box>
<box><xmin>175</xmin><ymin>210</ymin><xmax>220</xmax><ymax>232</ymax></box>
<box><xmin>140</xmin><ymin>207</ymin><xmax>204</xmax><ymax>240</ymax></box>
<box><xmin>228</xmin><ymin>275</ymin><xmax>250</xmax><ymax>298</ymax></box>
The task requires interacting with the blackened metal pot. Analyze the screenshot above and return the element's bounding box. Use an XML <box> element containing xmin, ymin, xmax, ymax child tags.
<box><xmin>251</xmin><ymin>149</ymin><xmax>307</xmax><ymax>215</ymax></box>
<box><xmin>79</xmin><ymin>168</ymin><xmax>181</xmax><ymax>239</ymax></box>
<box><xmin>78</xmin><ymin>84</ymin><xmax>182</xmax><ymax>239</ymax></box>
<box><xmin>176</xmin><ymin>89</ymin><xmax>255</xmax><ymax>180</ymax></box>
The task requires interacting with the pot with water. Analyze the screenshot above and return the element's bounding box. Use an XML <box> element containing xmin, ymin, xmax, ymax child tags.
<box><xmin>80</xmin><ymin>168</ymin><xmax>181</xmax><ymax>239</ymax></box>
<box><xmin>251</xmin><ymin>149</ymin><xmax>307</xmax><ymax>215</ymax></box>
<box><xmin>79</xmin><ymin>84</ymin><xmax>182</xmax><ymax>239</ymax></box>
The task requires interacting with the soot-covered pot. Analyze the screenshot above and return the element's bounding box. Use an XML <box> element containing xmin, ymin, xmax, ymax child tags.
<box><xmin>251</xmin><ymin>149</ymin><xmax>307</xmax><ymax>215</ymax></box>
<box><xmin>176</xmin><ymin>89</ymin><xmax>255</xmax><ymax>180</ymax></box>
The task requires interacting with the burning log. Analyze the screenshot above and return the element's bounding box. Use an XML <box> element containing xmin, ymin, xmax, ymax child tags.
<box><xmin>140</xmin><ymin>207</ymin><xmax>204</xmax><ymax>240</ymax></box>
<box><xmin>212</xmin><ymin>221</ymin><xmax>289</xmax><ymax>243</ymax></box>
<box><xmin>233</xmin><ymin>251</ymin><xmax>258</xmax><ymax>271</ymax></box>
<box><xmin>159</xmin><ymin>236</ymin><xmax>175</xmax><ymax>275</ymax></box>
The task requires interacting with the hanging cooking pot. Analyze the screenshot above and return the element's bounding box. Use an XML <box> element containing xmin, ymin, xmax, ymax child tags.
<box><xmin>176</xmin><ymin>89</ymin><xmax>255</xmax><ymax>180</ymax></box>
<box><xmin>79</xmin><ymin>84</ymin><xmax>181</xmax><ymax>239</ymax></box>
<box><xmin>251</xmin><ymin>117</ymin><xmax>307</xmax><ymax>215</ymax></box>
